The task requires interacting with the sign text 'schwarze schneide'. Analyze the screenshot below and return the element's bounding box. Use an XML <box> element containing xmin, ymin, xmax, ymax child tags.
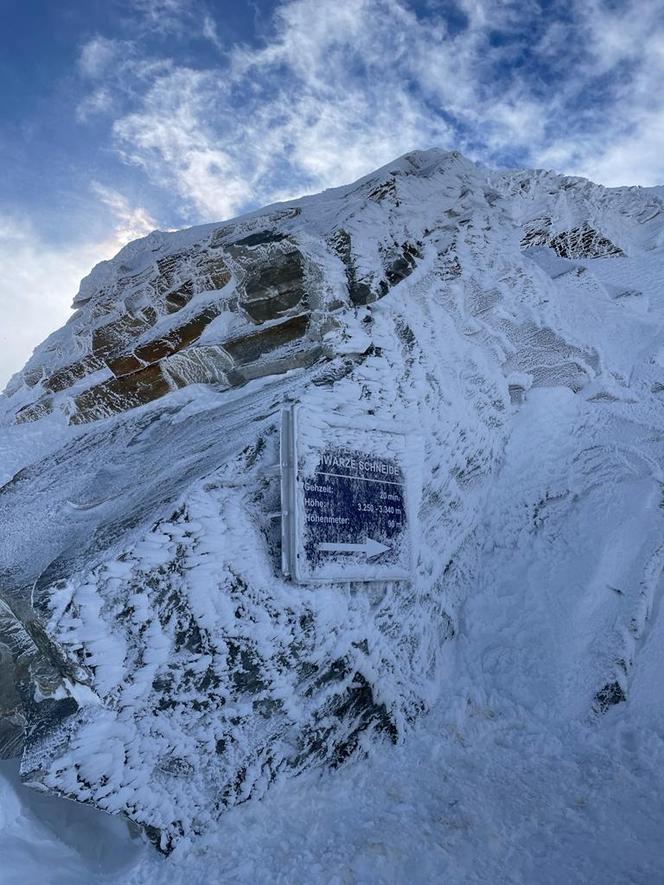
<box><xmin>281</xmin><ymin>406</ymin><xmax>412</xmax><ymax>583</ymax></box>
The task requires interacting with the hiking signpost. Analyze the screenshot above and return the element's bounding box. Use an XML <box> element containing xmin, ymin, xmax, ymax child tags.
<box><xmin>281</xmin><ymin>406</ymin><xmax>412</xmax><ymax>583</ymax></box>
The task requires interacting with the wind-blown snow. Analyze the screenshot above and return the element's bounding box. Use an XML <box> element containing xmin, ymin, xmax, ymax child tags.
<box><xmin>1</xmin><ymin>149</ymin><xmax>664</xmax><ymax>881</ymax></box>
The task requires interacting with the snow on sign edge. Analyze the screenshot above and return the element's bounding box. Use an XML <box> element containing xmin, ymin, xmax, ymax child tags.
<box><xmin>281</xmin><ymin>404</ymin><xmax>414</xmax><ymax>583</ymax></box>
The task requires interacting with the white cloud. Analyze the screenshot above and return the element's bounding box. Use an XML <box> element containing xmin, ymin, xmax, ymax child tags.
<box><xmin>78</xmin><ymin>36</ymin><xmax>127</xmax><ymax>79</ymax></box>
<box><xmin>525</xmin><ymin>0</ymin><xmax>664</xmax><ymax>186</ymax></box>
<box><xmin>110</xmin><ymin>0</ymin><xmax>460</xmax><ymax>220</ymax></box>
<box><xmin>131</xmin><ymin>0</ymin><xmax>193</xmax><ymax>35</ymax></box>
<box><xmin>91</xmin><ymin>183</ymin><xmax>161</xmax><ymax>243</ymax></box>
<box><xmin>76</xmin><ymin>86</ymin><xmax>115</xmax><ymax>122</ymax></box>
<box><xmin>130</xmin><ymin>0</ymin><xmax>223</xmax><ymax>45</ymax></box>
<box><xmin>202</xmin><ymin>14</ymin><xmax>223</xmax><ymax>50</ymax></box>
<box><xmin>0</xmin><ymin>193</ymin><xmax>157</xmax><ymax>390</ymax></box>
<box><xmin>75</xmin><ymin>35</ymin><xmax>174</xmax><ymax>121</ymax></box>
<box><xmin>72</xmin><ymin>0</ymin><xmax>664</xmax><ymax>221</ymax></box>
<box><xmin>94</xmin><ymin>0</ymin><xmax>664</xmax><ymax>227</ymax></box>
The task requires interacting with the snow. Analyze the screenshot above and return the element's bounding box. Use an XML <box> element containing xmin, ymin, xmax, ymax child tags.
<box><xmin>2</xmin><ymin>148</ymin><xmax>664</xmax><ymax>881</ymax></box>
<box><xmin>3</xmin><ymin>634</ymin><xmax>664</xmax><ymax>884</ymax></box>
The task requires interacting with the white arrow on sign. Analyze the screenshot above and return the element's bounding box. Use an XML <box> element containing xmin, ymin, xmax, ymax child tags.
<box><xmin>318</xmin><ymin>538</ymin><xmax>390</xmax><ymax>558</ymax></box>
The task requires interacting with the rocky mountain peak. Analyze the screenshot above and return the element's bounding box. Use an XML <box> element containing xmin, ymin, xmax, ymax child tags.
<box><xmin>2</xmin><ymin>150</ymin><xmax>664</xmax><ymax>851</ymax></box>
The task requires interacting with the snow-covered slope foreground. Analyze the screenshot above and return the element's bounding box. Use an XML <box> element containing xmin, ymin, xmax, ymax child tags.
<box><xmin>2</xmin><ymin>149</ymin><xmax>664</xmax><ymax>880</ymax></box>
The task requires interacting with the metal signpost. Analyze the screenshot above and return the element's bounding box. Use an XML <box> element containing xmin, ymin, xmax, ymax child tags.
<box><xmin>281</xmin><ymin>405</ymin><xmax>411</xmax><ymax>583</ymax></box>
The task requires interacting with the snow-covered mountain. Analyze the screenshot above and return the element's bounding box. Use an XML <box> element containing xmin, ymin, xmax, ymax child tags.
<box><xmin>2</xmin><ymin>149</ymin><xmax>664</xmax><ymax>863</ymax></box>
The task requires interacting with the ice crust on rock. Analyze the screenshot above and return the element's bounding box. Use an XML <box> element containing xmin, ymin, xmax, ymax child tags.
<box><xmin>2</xmin><ymin>148</ymin><xmax>664</xmax><ymax>853</ymax></box>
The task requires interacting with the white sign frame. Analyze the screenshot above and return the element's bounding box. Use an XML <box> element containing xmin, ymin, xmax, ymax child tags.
<box><xmin>281</xmin><ymin>404</ymin><xmax>413</xmax><ymax>584</ymax></box>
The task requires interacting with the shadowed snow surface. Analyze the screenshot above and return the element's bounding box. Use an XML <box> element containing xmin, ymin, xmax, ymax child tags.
<box><xmin>1</xmin><ymin>150</ymin><xmax>664</xmax><ymax>882</ymax></box>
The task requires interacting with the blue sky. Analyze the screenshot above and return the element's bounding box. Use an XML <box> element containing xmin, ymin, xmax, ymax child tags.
<box><xmin>2</xmin><ymin>0</ymin><xmax>664</xmax><ymax>385</ymax></box>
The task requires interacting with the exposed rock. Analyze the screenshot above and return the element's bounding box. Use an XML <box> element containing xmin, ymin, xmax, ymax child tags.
<box><xmin>15</xmin><ymin>397</ymin><xmax>53</xmax><ymax>425</ymax></box>
<box><xmin>0</xmin><ymin>642</ymin><xmax>23</xmax><ymax>759</ymax></box>
<box><xmin>520</xmin><ymin>215</ymin><xmax>552</xmax><ymax>249</ymax></box>
<box><xmin>22</xmin><ymin>367</ymin><xmax>46</xmax><ymax>388</ymax></box>
<box><xmin>107</xmin><ymin>353</ymin><xmax>146</xmax><ymax>378</ymax></box>
<box><xmin>197</xmin><ymin>254</ymin><xmax>232</xmax><ymax>292</ymax></box>
<box><xmin>521</xmin><ymin>218</ymin><xmax>624</xmax><ymax>258</ymax></box>
<box><xmin>135</xmin><ymin>305</ymin><xmax>226</xmax><ymax>363</ymax></box>
<box><xmin>92</xmin><ymin>312</ymin><xmax>156</xmax><ymax>360</ymax></box>
<box><xmin>383</xmin><ymin>242</ymin><xmax>421</xmax><ymax>285</ymax></box>
<box><xmin>164</xmin><ymin>280</ymin><xmax>194</xmax><ymax>314</ymax></box>
<box><xmin>70</xmin><ymin>363</ymin><xmax>172</xmax><ymax>424</ymax></box>
<box><xmin>223</xmin><ymin>237</ymin><xmax>309</xmax><ymax>323</ymax></box>
<box><xmin>0</xmin><ymin>599</ymin><xmax>75</xmax><ymax>760</ymax></box>
<box><xmin>239</xmin><ymin>249</ymin><xmax>307</xmax><ymax>323</ymax></box>
<box><xmin>222</xmin><ymin>312</ymin><xmax>310</xmax><ymax>365</ymax></box>
<box><xmin>67</xmin><ymin>312</ymin><xmax>322</xmax><ymax>424</ymax></box>
<box><xmin>105</xmin><ymin>304</ymin><xmax>228</xmax><ymax>377</ymax></box>
<box><xmin>43</xmin><ymin>355</ymin><xmax>106</xmax><ymax>393</ymax></box>
<box><xmin>549</xmin><ymin>223</ymin><xmax>624</xmax><ymax>259</ymax></box>
<box><xmin>237</xmin><ymin>344</ymin><xmax>325</xmax><ymax>383</ymax></box>
<box><xmin>367</xmin><ymin>177</ymin><xmax>398</xmax><ymax>203</ymax></box>
<box><xmin>231</xmin><ymin>229</ymin><xmax>288</xmax><ymax>247</ymax></box>
<box><xmin>162</xmin><ymin>345</ymin><xmax>234</xmax><ymax>389</ymax></box>
<box><xmin>594</xmin><ymin>680</ymin><xmax>627</xmax><ymax>714</ymax></box>
<box><xmin>329</xmin><ymin>229</ymin><xmax>378</xmax><ymax>305</ymax></box>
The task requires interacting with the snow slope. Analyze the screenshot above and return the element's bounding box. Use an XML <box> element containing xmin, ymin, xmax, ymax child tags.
<box><xmin>1</xmin><ymin>150</ymin><xmax>664</xmax><ymax>881</ymax></box>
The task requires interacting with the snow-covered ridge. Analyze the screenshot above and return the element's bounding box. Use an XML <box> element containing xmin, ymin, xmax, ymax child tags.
<box><xmin>2</xmin><ymin>149</ymin><xmax>664</xmax><ymax>856</ymax></box>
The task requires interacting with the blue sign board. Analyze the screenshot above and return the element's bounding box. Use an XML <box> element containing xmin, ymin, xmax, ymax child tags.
<box><xmin>281</xmin><ymin>406</ymin><xmax>412</xmax><ymax>583</ymax></box>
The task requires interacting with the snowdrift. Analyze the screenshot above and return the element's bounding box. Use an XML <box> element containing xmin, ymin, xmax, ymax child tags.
<box><xmin>2</xmin><ymin>149</ymin><xmax>664</xmax><ymax>853</ymax></box>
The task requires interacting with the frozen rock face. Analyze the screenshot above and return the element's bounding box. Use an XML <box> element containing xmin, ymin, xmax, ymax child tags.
<box><xmin>11</xmin><ymin>224</ymin><xmax>328</xmax><ymax>426</ymax></box>
<box><xmin>2</xmin><ymin>149</ymin><xmax>664</xmax><ymax>850</ymax></box>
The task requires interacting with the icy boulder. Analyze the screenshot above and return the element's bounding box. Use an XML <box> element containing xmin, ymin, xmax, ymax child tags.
<box><xmin>2</xmin><ymin>148</ymin><xmax>664</xmax><ymax>850</ymax></box>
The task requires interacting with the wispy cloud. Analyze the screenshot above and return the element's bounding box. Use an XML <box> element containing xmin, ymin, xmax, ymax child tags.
<box><xmin>91</xmin><ymin>183</ymin><xmax>161</xmax><ymax>243</ymax></box>
<box><xmin>108</xmin><ymin>0</ymin><xmax>459</xmax><ymax>219</ymax></box>
<box><xmin>202</xmin><ymin>13</ymin><xmax>223</xmax><ymax>50</ymax></box>
<box><xmin>74</xmin><ymin>0</ymin><xmax>664</xmax><ymax>229</ymax></box>
<box><xmin>131</xmin><ymin>0</ymin><xmax>196</xmax><ymax>35</ymax></box>
<box><xmin>78</xmin><ymin>36</ymin><xmax>126</xmax><ymax>79</ymax></box>
<box><xmin>130</xmin><ymin>0</ymin><xmax>227</xmax><ymax>45</ymax></box>
<box><xmin>538</xmin><ymin>0</ymin><xmax>664</xmax><ymax>185</ymax></box>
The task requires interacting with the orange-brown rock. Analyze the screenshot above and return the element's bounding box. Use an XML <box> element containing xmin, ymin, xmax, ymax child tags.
<box><xmin>70</xmin><ymin>363</ymin><xmax>171</xmax><ymax>425</ymax></box>
<box><xmin>198</xmin><ymin>255</ymin><xmax>231</xmax><ymax>292</ymax></box>
<box><xmin>43</xmin><ymin>355</ymin><xmax>106</xmax><ymax>393</ymax></box>
<box><xmin>67</xmin><ymin>312</ymin><xmax>316</xmax><ymax>424</ymax></box>
<box><xmin>164</xmin><ymin>280</ymin><xmax>194</xmax><ymax>313</ymax></box>
<box><xmin>92</xmin><ymin>313</ymin><xmax>155</xmax><ymax>360</ymax></box>
<box><xmin>106</xmin><ymin>353</ymin><xmax>146</xmax><ymax>378</ymax></box>
<box><xmin>133</xmin><ymin>305</ymin><xmax>224</xmax><ymax>364</ymax></box>
<box><xmin>106</xmin><ymin>304</ymin><xmax>226</xmax><ymax>380</ymax></box>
